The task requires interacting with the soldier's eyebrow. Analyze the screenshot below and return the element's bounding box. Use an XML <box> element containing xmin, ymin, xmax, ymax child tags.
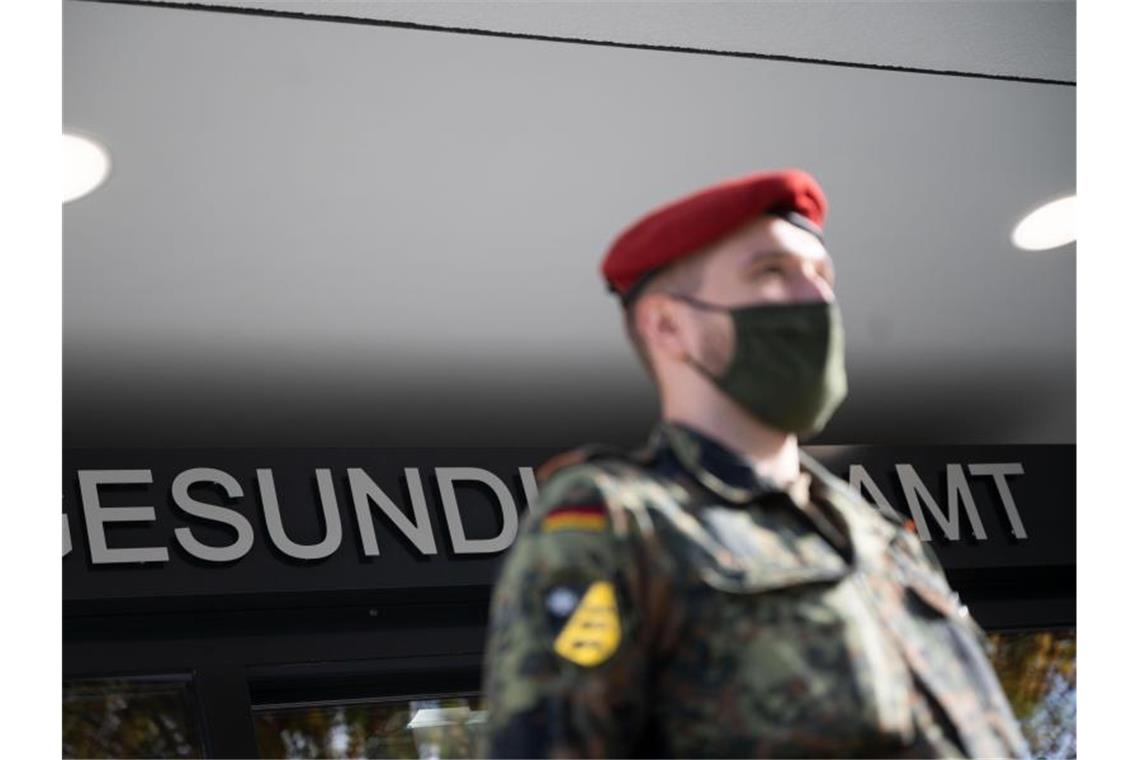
<box><xmin>742</xmin><ymin>249</ymin><xmax>832</xmax><ymax>271</ymax></box>
<box><xmin>741</xmin><ymin>249</ymin><xmax>835</xmax><ymax>287</ymax></box>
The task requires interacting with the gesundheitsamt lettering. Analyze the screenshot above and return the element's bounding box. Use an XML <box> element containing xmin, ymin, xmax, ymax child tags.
<box><xmin>63</xmin><ymin>460</ymin><xmax>1026</xmax><ymax>564</ymax></box>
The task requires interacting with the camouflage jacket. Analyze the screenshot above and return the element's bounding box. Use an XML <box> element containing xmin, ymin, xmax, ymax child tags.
<box><xmin>481</xmin><ymin>421</ymin><xmax>1029</xmax><ymax>758</ymax></box>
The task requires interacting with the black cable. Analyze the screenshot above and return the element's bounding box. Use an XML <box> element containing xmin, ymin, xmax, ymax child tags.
<box><xmin>69</xmin><ymin>0</ymin><xmax>1075</xmax><ymax>87</ymax></box>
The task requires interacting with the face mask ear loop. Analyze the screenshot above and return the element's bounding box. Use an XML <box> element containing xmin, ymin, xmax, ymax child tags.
<box><xmin>665</xmin><ymin>292</ymin><xmax>729</xmax><ymax>382</ymax></box>
<box><xmin>682</xmin><ymin>352</ymin><xmax>722</xmax><ymax>383</ymax></box>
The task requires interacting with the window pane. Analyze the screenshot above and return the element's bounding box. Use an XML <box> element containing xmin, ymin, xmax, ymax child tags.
<box><xmin>255</xmin><ymin>696</ymin><xmax>485</xmax><ymax>759</ymax></box>
<box><xmin>988</xmin><ymin>630</ymin><xmax>1076</xmax><ymax>759</ymax></box>
<box><xmin>251</xmin><ymin>633</ymin><xmax>1075</xmax><ymax>760</ymax></box>
<box><xmin>63</xmin><ymin>677</ymin><xmax>204</xmax><ymax>759</ymax></box>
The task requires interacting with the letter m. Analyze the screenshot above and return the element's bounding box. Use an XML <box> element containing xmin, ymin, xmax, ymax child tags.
<box><xmin>895</xmin><ymin>464</ymin><xmax>987</xmax><ymax>541</ymax></box>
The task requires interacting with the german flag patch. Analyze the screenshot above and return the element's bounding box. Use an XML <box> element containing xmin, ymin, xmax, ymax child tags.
<box><xmin>541</xmin><ymin>503</ymin><xmax>607</xmax><ymax>533</ymax></box>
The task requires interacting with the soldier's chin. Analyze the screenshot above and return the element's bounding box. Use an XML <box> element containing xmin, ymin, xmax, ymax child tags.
<box><xmin>731</xmin><ymin>401</ymin><xmax>839</xmax><ymax>442</ymax></box>
<box><xmin>726</xmin><ymin>401</ymin><xmax>801</xmax><ymax>440</ymax></box>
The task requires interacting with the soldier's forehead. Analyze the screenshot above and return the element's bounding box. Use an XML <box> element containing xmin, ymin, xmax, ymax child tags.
<box><xmin>713</xmin><ymin>216</ymin><xmax>831</xmax><ymax>265</ymax></box>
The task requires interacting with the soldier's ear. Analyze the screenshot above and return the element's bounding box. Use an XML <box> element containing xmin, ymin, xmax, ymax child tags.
<box><xmin>636</xmin><ymin>293</ymin><xmax>690</xmax><ymax>362</ymax></box>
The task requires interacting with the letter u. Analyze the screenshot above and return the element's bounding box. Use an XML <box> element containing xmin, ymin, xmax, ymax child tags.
<box><xmin>257</xmin><ymin>468</ymin><xmax>343</xmax><ymax>560</ymax></box>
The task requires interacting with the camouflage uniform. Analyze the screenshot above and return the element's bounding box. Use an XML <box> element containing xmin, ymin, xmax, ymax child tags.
<box><xmin>481</xmin><ymin>421</ymin><xmax>1028</xmax><ymax>758</ymax></box>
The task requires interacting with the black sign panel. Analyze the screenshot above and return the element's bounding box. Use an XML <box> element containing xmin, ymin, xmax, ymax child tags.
<box><xmin>63</xmin><ymin>445</ymin><xmax>1074</xmax><ymax>607</ymax></box>
<box><xmin>810</xmin><ymin>445</ymin><xmax>1074</xmax><ymax>570</ymax></box>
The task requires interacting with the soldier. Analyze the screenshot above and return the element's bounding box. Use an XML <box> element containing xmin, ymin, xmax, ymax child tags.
<box><xmin>480</xmin><ymin>169</ymin><xmax>1028</xmax><ymax>758</ymax></box>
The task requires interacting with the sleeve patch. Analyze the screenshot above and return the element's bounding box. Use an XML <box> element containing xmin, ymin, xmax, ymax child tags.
<box><xmin>552</xmin><ymin>581</ymin><xmax>622</xmax><ymax>666</ymax></box>
<box><xmin>541</xmin><ymin>503</ymin><xmax>607</xmax><ymax>533</ymax></box>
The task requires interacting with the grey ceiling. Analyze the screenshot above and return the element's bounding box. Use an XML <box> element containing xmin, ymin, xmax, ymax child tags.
<box><xmin>63</xmin><ymin>0</ymin><xmax>1075</xmax><ymax>448</ymax></box>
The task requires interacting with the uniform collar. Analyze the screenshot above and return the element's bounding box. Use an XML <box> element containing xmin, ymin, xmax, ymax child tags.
<box><xmin>651</xmin><ymin>420</ymin><xmax>811</xmax><ymax>505</ymax></box>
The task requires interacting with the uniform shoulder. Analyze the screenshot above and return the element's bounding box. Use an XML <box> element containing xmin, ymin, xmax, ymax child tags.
<box><xmin>535</xmin><ymin>442</ymin><xmax>649</xmax><ymax>484</ymax></box>
<box><xmin>801</xmin><ymin>451</ymin><xmax>907</xmax><ymax>529</ymax></box>
<box><xmin>530</xmin><ymin>443</ymin><xmax>659</xmax><ymax>528</ymax></box>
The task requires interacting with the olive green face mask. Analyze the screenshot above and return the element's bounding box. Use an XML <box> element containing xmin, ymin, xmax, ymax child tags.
<box><xmin>671</xmin><ymin>294</ymin><xmax>848</xmax><ymax>437</ymax></box>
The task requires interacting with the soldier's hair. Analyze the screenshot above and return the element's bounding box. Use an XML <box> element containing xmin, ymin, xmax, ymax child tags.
<box><xmin>622</xmin><ymin>253</ymin><xmax>708</xmax><ymax>384</ymax></box>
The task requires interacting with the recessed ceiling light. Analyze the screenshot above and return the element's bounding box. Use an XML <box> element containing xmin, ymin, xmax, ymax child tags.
<box><xmin>64</xmin><ymin>132</ymin><xmax>111</xmax><ymax>203</ymax></box>
<box><xmin>1011</xmin><ymin>194</ymin><xmax>1076</xmax><ymax>251</ymax></box>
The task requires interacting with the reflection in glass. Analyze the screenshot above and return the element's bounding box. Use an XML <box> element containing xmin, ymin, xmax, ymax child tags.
<box><xmin>252</xmin><ymin>633</ymin><xmax>1075</xmax><ymax>759</ymax></box>
<box><xmin>989</xmin><ymin>630</ymin><xmax>1076</xmax><ymax>759</ymax></box>
<box><xmin>63</xmin><ymin>677</ymin><xmax>204</xmax><ymax>759</ymax></box>
<box><xmin>255</xmin><ymin>695</ymin><xmax>485</xmax><ymax>759</ymax></box>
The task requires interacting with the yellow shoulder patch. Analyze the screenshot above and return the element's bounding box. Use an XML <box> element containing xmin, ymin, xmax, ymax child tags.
<box><xmin>552</xmin><ymin>581</ymin><xmax>621</xmax><ymax>666</ymax></box>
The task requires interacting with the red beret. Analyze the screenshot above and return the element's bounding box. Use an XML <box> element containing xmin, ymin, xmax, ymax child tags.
<box><xmin>601</xmin><ymin>169</ymin><xmax>828</xmax><ymax>300</ymax></box>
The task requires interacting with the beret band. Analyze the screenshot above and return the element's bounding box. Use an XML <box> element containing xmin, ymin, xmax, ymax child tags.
<box><xmin>601</xmin><ymin>169</ymin><xmax>828</xmax><ymax>299</ymax></box>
